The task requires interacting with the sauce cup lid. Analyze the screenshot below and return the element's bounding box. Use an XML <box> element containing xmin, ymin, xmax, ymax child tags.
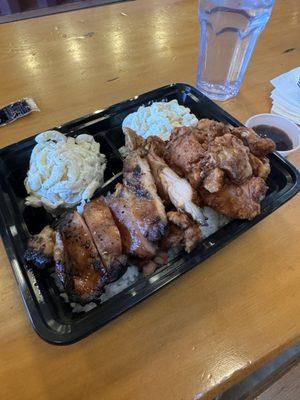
<box><xmin>244</xmin><ymin>113</ymin><xmax>300</xmax><ymax>157</ymax></box>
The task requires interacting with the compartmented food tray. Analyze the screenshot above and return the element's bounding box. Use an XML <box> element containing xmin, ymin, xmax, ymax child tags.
<box><xmin>0</xmin><ymin>83</ymin><xmax>299</xmax><ymax>345</ymax></box>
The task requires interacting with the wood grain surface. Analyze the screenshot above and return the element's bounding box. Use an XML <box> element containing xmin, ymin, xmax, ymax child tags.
<box><xmin>0</xmin><ymin>1</ymin><xmax>299</xmax><ymax>399</ymax></box>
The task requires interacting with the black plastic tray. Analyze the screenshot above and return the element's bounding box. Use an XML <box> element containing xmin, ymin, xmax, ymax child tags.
<box><xmin>0</xmin><ymin>83</ymin><xmax>299</xmax><ymax>345</ymax></box>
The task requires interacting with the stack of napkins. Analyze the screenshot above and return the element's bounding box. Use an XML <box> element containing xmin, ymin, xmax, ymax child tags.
<box><xmin>270</xmin><ymin>67</ymin><xmax>300</xmax><ymax>125</ymax></box>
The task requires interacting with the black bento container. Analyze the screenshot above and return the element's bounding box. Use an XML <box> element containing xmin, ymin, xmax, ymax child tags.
<box><xmin>0</xmin><ymin>83</ymin><xmax>299</xmax><ymax>345</ymax></box>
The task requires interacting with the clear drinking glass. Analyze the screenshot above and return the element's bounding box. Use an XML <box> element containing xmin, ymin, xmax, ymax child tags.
<box><xmin>196</xmin><ymin>0</ymin><xmax>275</xmax><ymax>101</ymax></box>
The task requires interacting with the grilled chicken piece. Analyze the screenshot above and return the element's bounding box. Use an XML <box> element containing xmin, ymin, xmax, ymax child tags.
<box><xmin>147</xmin><ymin>150</ymin><xmax>206</xmax><ymax>225</ymax></box>
<box><xmin>199</xmin><ymin>177</ymin><xmax>268</xmax><ymax>220</ymax></box>
<box><xmin>160</xmin><ymin>218</ymin><xmax>201</xmax><ymax>253</ymax></box>
<box><xmin>123</xmin><ymin>127</ymin><xmax>146</xmax><ymax>151</ymax></box>
<box><xmin>24</xmin><ymin>226</ymin><xmax>55</xmax><ymax>269</ymax></box>
<box><xmin>206</xmin><ymin>133</ymin><xmax>253</xmax><ymax>185</ymax></box>
<box><xmin>123</xmin><ymin>127</ymin><xmax>169</xmax><ymax>200</ymax></box>
<box><xmin>54</xmin><ymin>211</ymin><xmax>107</xmax><ymax>302</ymax></box>
<box><xmin>106</xmin><ymin>184</ymin><xmax>157</xmax><ymax>259</ymax></box>
<box><xmin>83</xmin><ymin>197</ymin><xmax>127</xmax><ymax>282</ymax></box>
<box><xmin>144</xmin><ymin>135</ymin><xmax>166</xmax><ymax>158</ymax></box>
<box><xmin>123</xmin><ymin>151</ymin><xmax>167</xmax><ymax>237</ymax></box>
<box><xmin>230</xmin><ymin>126</ymin><xmax>276</xmax><ymax>157</ymax></box>
<box><xmin>123</xmin><ymin>127</ymin><xmax>166</xmax><ymax>156</ymax></box>
<box><xmin>145</xmin><ymin>150</ymin><xmax>170</xmax><ymax>204</ymax></box>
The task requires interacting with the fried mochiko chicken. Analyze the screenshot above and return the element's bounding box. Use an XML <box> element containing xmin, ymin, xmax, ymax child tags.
<box><xmin>205</xmin><ymin>133</ymin><xmax>253</xmax><ymax>185</ymax></box>
<box><xmin>164</xmin><ymin>126</ymin><xmax>206</xmax><ymax>187</ymax></box>
<box><xmin>199</xmin><ymin>177</ymin><xmax>268</xmax><ymax>220</ymax></box>
<box><xmin>163</xmin><ymin>119</ymin><xmax>274</xmax><ymax>220</ymax></box>
<box><xmin>230</xmin><ymin>126</ymin><xmax>276</xmax><ymax>157</ymax></box>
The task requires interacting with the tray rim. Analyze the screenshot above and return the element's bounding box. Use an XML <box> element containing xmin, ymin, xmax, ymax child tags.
<box><xmin>0</xmin><ymin>82</ymin><xmax>299</xmax><ymax>345</ymax></box>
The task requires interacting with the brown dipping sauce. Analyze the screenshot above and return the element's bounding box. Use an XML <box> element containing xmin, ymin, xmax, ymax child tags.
<box><xmin>252</xmin><ymin>124</ymin><xmax>293</xmax><ymax>151</ymax></box>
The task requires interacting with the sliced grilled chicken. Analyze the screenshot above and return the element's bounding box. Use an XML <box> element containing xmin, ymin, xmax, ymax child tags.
<box><xmin>147</xmin><ymin>150</ymin><xmax>206</xmax><ymax>226</ymax></box>
<box><xmin>106</xmin><ymin>184</ymin><xmax>157</xmax><ymax>259</ymax></box>
<box><xmin>54</xmin><ymin>211</ymin><xmax>107</xmax><ymax>302</ymax></box>
<box><xmin>83</xmin><ymin>197</ymin><xmax>127</xmax><ymax>282</ymax></box>
<box><xmin>123</xmin><ymin>127</ymin><xmax>166</xmax><ymax>157</ymax></box>
<box><xmin>123</xmin><ymin>151</ymin><xmax>167</xmax><ymax>239</ymax></box>
<box><xmin>145</xmin><ymin>148</ymin><xmax>170</xmax><ymax>203</ymax></box>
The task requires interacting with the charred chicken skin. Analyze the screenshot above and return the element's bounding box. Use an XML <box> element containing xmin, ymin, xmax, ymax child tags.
<box><xmin>123</xmin><ymin>150</ymin><xmax>167</xmax><ymax>237</ymax></box>
<box><xmin>54</xmin><ymin>211</ymin><xmax>108</xmax><ymax>303</ymax></box>
<box><xmin>24</xmin><ymin>225</ymin><xmax>56</xmax><ymax>269</ymax></box>
<box><xmin>83</xmin><ymin>197</ymin><xmax>127</xmax><ymax>282</ymax></box>
<box><xmin>106</xmin><ymin>184</ymin><xmax>158</xmax><ymax>259</ymax></box>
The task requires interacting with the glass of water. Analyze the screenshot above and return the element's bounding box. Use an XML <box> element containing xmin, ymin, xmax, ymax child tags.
<box><xmin>196</xmin><ymin>0</ymin><xmax>275</xmax><ymax>101</ymax></box>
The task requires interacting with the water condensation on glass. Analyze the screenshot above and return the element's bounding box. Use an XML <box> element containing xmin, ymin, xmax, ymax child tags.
<box><xmin>196</xmin><ymin>0</ymin><xmax>275</xmax><ymax>101</ymax></box>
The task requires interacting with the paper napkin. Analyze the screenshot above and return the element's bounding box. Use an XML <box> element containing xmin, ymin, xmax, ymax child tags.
<box><xmin>270</xmin><ymin>67</ymin><xmax>300</xmax><ymax>124</ymax></box>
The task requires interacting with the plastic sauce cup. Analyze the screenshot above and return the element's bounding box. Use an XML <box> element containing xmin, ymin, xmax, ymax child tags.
<box><xmin>245</xmin><ymin>113</ymin><xmax>300</xmax><ymax>157</ymax></box>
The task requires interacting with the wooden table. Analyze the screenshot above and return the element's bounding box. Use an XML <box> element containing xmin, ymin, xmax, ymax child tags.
<box><xmin>0</xmin><ymin>1</ymin><xmax>299</xmax><ymax>399</ymax></box>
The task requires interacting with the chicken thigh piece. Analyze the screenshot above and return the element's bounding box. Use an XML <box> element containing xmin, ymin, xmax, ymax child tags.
<box><xmin>205</xmin><ymin>133</ymin><xmax>253</xmax><ymax>185</ymax></box>
<box><xmin>54</xmin><ymin>211</ymin><xmax>107</xmax><ymax>302</ymax></box>
<box><xmin>230</xmin><ymin>126</ymin><xmax>276</xmax><ymax>157</ymax></box>
<box><xmin>106</xmin><ymin>184</ymin><xmax>157</xmax><ymax>259</ymax></box>
<box><xmin>202</xmin><ymin>167</ymin><xmax>225</xmax><ymax>193</ymax></box>
<box><xmin>123</xmin><ymin>127</ymin><xmax>146</xmax><ymax>151</ymax></box>
<box><xmin>83</xmin><ymin>197</ymin><xmax>127</xmax><ymax>282</ymax></box>
<box><xmin>199</xmin><ymin>177</ymin><xmax>268</xmax><ymax>220</ymax></box>
<box><xmin>147</xmin><ymin>150</ymin><xmax>206</xmax><ymax>225</ymax></box>
<box><xmin>249</xmin><ymin>153</ymin><xmax>271</xmax><ymax>180</ymax></box>
<box><xmin>123</xmin><ymin>127</ymin><xmax>166</xmax><ymax>157</ymax></box>
<box><xmin>123</xmin><ymin>151</ymin><xmax>167</xmax><ymax>236</ymax></box>
<box><xmin>164</xmin><ymin>126</ymin><xmax>206</xmax><ymax>187</ymax></box>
